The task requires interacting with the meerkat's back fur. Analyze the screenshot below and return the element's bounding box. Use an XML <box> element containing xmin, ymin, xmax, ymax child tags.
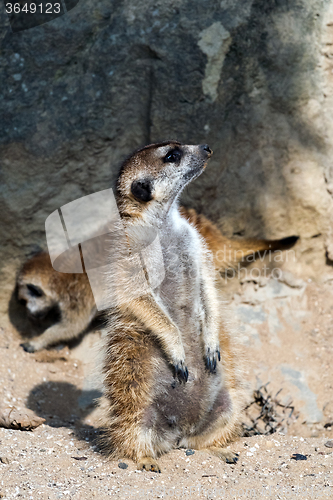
<box><xmin>99</xmin><ymin>142</ymin><xmax>248</xmax><ymax>471</ymax></box>
<box><xmin>180</xmin><ymin>207</ymin><xmax>295</xmax><ymax>273</ymax></box>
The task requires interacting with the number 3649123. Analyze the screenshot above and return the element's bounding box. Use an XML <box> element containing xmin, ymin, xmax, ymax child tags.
<box><xmin>5</xmin><ymin>3</ymin><xmax>61</xmax><ymax>14</ymax></box>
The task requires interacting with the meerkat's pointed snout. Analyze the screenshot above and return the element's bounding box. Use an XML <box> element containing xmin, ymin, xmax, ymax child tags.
<box><xmin>200</xmin><ymin>144</ymin><xmax>213</xmax><ymax>157</ymax></box>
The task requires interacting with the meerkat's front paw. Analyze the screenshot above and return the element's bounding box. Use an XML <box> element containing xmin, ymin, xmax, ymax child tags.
<box><xmin>21</xmin><ymin>339</ymin><xmax>46</xmax><ymax>353</ymax></box>
<box><xmin>173</xmin><ymin>360</ymin><xmax>189</xmax><ymax>383</ymax></box>
<box><xmin>21</xmin><ymin>341</ymin><xmax>38</xmax><ymax>353</ymax></box>
<box><xmin>138</xmin><ymin>457</ymin><xmax>161</xmax><ymax>473</ymax></box>
<box><xmin>170</xmin><ymin>342</ymin><xmax>188</xmax><ymax>382</ymax></box>
<box><xmin>204</xmin><ymin>346</ymin><xmax>221</xmax><ymax>373</ymax></box>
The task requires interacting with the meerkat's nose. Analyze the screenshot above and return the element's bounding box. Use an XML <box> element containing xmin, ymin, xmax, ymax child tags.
<box><xmin>201</xmin><ymin>144</ymin><xmax>213</xmax><ymax>156</ymax></box>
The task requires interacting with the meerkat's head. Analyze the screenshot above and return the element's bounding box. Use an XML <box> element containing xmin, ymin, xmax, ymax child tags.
<box><xmin>16</xmin><ymin>253</ymin><xmax>58</xmax><ymax>322</ymax></box>
<box><xmin>116</xmin><ymin>141</ymin><xmax>212</xmax><ymax>224</ymax></box>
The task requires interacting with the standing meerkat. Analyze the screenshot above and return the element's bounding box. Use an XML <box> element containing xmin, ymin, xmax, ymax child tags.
<box><xmin>100</xmin><ymin>141</ymin><xmax>248</xmax><ymax>472</ymax></box>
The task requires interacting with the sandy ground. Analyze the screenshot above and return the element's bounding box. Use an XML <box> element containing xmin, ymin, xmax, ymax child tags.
<box><xmin>1</xmin><ymin>274</ymin><xmax>333</xmax><ymax>499</ymax></box>
<box><xmin>1</xmin><ymin>427</ymin><xmax>333</xmax><ymax>499</ymax></box>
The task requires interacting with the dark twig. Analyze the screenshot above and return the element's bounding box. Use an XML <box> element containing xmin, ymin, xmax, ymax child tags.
<box><xmin>241</xmin><ymin>383</ymin><xmax>298</xmax><ymax>437</ymax></box>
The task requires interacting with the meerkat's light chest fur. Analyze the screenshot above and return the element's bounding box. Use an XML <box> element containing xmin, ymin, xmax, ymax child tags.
<box><xmin>154</xmin><ymin>204</ymin><xmax>221</xmax><ymax>360</ymax></box>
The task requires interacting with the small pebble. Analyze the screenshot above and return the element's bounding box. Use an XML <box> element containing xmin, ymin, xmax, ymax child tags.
<box><xmin>118</xmin><ymin>462</ymin><xmax>128</xmax><ymax>469</ymax></box>
<box><xmin>324</xmin><ymin>440</ymin><xmax>333</xmax><ymax>448</ymax></box>
<box><xmin>0</xmin><ymin>457</ymin><xmax>10</xmax><ymax>464</ymax></box>
<box><xmin>186</xmin><ymin>449</ymin><xmax>195</xmax><ymax>456</ymax></box>
<box><xmin>291</xmin><ymin>453</ymin><xmax>307</xmax><ymax>461</ymax></box>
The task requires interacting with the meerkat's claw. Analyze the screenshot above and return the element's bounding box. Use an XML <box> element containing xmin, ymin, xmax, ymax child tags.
<box><xmin>205</xmin><ymin>447</ymin><xmax>239</xmax><ymax>464</ymax></box>
<box><xmin>174</xmin><ymin>361</ymin><xmax>188</xmax><ymax>383</ymax></box>
<box><xmin>21</xmin><ymin>342</ymin><xmax>37</xmax><ymax>353</ymax></box>
<box><xmin>138</xmin><ymin>457</ymin><xmax>161</xmax><ymax>473</ymax></box>
<box><xmin>224</xmin><ymin>451</ymin><xmax>239</xmax><ymax>464</ymax></box>
<box><xmin>204</xmin><ymin>347</ymin><xmax>221</xmax><ymax>373</ymax></box>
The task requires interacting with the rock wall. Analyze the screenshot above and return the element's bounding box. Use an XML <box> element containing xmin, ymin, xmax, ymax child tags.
<box><xmin>1</xmin><ymin>0</ymin><xmax>333</xmax><ymax>313</ymax></box>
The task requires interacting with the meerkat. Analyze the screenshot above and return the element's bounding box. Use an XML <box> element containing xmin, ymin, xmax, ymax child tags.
<box><xmin>98</xmin><ymin>141</ymin><xmax>248</xmax><ymax>472</ymax></box>
<box><xmin>17</xmin><ymin>252</ymin><xmax>97</xmax><ymax>353</ymax></box>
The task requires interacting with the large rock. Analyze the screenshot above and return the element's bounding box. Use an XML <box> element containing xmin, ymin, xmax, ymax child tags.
<box><xmin>1</xmin><ymin>0</ymin><xmax>333</xmax><ymax>313</ymax></box>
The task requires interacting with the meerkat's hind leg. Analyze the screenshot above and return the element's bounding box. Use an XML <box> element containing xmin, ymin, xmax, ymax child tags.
<box><xmin>138</xmin><ymin>457</ymin><xmax>161</xmax><ymax>473</ymax></box>
<box><xmin>204</xmin><ymin>446</ymin><xmax>239</xmax><ymax>464</ymax></box>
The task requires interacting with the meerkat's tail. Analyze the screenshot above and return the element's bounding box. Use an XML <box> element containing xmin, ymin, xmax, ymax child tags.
<box><xmin>179</xmin><ymin>207</ymin><xmax>298</xmax><ymax>273</ymax></box>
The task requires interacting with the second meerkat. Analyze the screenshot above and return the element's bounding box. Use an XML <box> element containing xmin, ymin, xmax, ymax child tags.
<box><xmin>100</xmin><ymin>141</ymin><xmax>248</xmax><ymax>472</ymax></box>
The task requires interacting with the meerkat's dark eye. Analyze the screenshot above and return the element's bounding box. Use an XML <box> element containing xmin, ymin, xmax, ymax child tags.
<box><xmin>164</xmin><ymin>149</ymin><xmax>182</xmax><ymax>163</ymax></box>
<box><xmin>131</xmin><ymin>179</ymin><xmax>153</xmax><ymax>202</ymax></box>
<box><xmin>27</xmin><ymin>284</ymin><xmax>44</xmax><ymax>298</ymax></box>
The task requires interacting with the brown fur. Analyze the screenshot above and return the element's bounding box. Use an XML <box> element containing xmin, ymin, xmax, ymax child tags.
<box><xmin>179</xmin><ymin>207</ymin><xmax>294</xmax><ymax>273</ymax></box>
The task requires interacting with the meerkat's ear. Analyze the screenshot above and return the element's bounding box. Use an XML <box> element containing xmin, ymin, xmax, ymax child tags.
<box><xmin>131</xmin><ymin>179</ymin><xmax>153</xmax><ymax>202</ymax></box>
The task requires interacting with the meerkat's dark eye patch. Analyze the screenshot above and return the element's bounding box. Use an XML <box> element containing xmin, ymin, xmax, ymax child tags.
<box><xmin>163</xmin><ymin>148</ymin><xmax>182</xmax><ymax>163</ymax></box>
<box><xmin>131</xmin><ymin>179</ymin><xmax>153</xmax><ymax>202</ymax></box>
<box><xmin>27</xmin><ymin>284</ymin><xmax>44</xmax><ymax>298</ymax></box>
